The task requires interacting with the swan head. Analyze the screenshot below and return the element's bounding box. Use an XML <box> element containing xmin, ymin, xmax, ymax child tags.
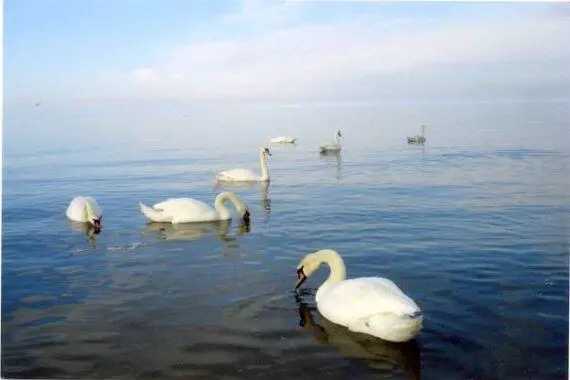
<box><xmin>260</xmin><ymin>147</ymin><xmax>272</xmax><ymax>157</ymax></box>
<box><xmin>233</xmin><ymin>200</ymin><xmax>250</xmax><ymax>224</ymax></box>
<box><xmin>336</xmin><ymin>129</ymin><xmax>342</xmax><ymax>138</ymax></box>
<box><xmin>295</xmin><ymin>253</ymin><xmax>320</xmax><ymax>290</ymax></box>
<box><xmin>91</xmin><ymin>218</ymin><xmax>102</xmax><ymax>234</ymax></box>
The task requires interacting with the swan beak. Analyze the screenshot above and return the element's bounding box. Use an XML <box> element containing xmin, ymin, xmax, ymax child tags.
<box><xmin>295</xmin><ymin>266</ymin><xmax>307</xmax><ymax>290</ymax></box>
<box><xmin>243</xmin><ymin>209</ymin><xmax>251</xmax><ymax>224</ymax></box>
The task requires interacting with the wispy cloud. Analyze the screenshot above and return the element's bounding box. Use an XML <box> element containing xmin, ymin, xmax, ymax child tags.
<box><xmin>4</xmin><ymin>1</ymin><xmax>569</xmax><ymax>106</ymax></box>
<box><xmin>125</xmin><ymin>9</ymin><xmax>570</xmax><ymax>101</ymax></box>
<box><xmin>132</xmin><ymin>68</ymin><xmax>163</xmax><ymax>85</ymax></box>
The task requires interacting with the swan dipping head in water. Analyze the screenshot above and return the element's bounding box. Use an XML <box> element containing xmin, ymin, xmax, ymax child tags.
<box><xmin>66</xmin><ymin>196</ymin><xmax>103</xmax><ymax>233</ymax></box>
<box><xmin>140</xmin><ymin>191</ymin><xmax>250</xmax><ymax>224</ymax></box>
<box><xmin>295</xmin><ymin>249</ymin><xmax>423</xmax><ymax>343</ymax></box>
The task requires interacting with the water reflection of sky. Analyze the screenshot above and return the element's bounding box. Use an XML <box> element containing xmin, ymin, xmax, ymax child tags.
<box><xmin>2</xmin><ymin>101</ymin><xmax>568</xmax><ymax>379</ymax></box>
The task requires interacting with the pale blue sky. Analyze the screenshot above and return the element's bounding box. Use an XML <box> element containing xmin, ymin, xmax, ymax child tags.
<box><xmin>4</xmin><ymin>1</ymin><xmax>570</xmax><ymax>107</ymax></box>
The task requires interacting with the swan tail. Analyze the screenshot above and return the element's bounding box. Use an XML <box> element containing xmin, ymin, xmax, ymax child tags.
<box><xmin>140</xmin><ymin>202</ymin><xmax>170</xmax><ymax>223</ymax></box>
<box><xmin>215</xmin><ymin>172</ymin><xmax>231</xmax><ymax>182</ymax></box>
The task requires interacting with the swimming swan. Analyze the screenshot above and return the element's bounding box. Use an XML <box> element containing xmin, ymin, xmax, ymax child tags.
<box><xmin>215</xmin><ymin>147</ymin><xmax>272</xmax><ymax>182</ymax></box>
<box><xmin>320</xmin><ymin>130</ymin><xmax>342</xmax><ymax>152</ymax></box>
<box><xmin>139</xmin><ymin>192</ymin><xmax>250</xmax><ymax>224</ymax></box>
<box><xmin>295</xmin><ymin>249</ymin><xmax>423</xmax><ymax>343</ymax></box>
<box><xmin>66</xmin><ymin>196</ymin><xmax>103</xmax><ymax>233</ymax></box>
<box><xmin>270</xmin><ymin>136</ymin><xmax>297</xmax><ymax>144</ymax></box>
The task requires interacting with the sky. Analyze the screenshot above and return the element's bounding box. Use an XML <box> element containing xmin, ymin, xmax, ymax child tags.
<box><xmin>3</xmin><ymin>0</ymin><xmax>570</xmax><ymax>108</ymax></box>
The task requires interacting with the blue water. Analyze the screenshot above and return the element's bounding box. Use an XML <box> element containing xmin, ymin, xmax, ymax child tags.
<box><xmin>2</xmin><ymin>101</ymin><xmax>569</xmax><ymax>379</ymax></box>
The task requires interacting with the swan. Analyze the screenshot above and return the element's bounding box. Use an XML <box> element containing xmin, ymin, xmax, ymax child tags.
<box><xmin>294</xmin><ymin>249</ymin><xmax>422</xmax><ymax>343</ymax></box>
<box><xmin>319</xmin><ymin>129</ymin><xmax>342</xmax><ymax>152</ymax></box>
<box><xmin>139</xmin><ymin>192</ymin><xmax>250</xmax><ymax>224</ymax></box>
<box><xmin>215</xmin><ymin>147</ymin><xmax>272</xmax><ymax>182</ymax></box>
<box><xmin>66</xmin><ymin>196</ymin><xmax>103</xmax><ymax>233</ymax></box>
<box><xmin>270</xmin><ymin>136</ymin><xmax>297</xmax><ymax>144</ymax></box>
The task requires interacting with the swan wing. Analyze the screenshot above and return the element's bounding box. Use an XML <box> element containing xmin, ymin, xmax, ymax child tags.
<box><xmin>318</xmin><ymin>277</ymin><xmax>420</xmax><ymax>321</ymax></box>
<box><xmin>317</xmin><ymin>277</ymin><xmax>422</xmax><ymax>342</ymax></box>
<box><xmin>215</xmin><ymin>169</ymin><xmax>261</xmax><ymax>182</ymax></box>
<box><xmin>320</xmin><ymin>142</ymin><xmax>340</xmax><ymax>151</ymax></box>
<box><xmin>271</xmin><ymin>136</ymin><xmax>296</xmax><ymax>143</ymax></box>
<box><xmin>84</xmin><ymin>196</ymin><xmax>103</xmax><ymax>217</ymax></box>
<box><xmin>66</xmin><ymin>196</ymin><xmax>88</xmax><ymax>222</ymax></box>
<box><xmin>152</xmin><ymin>198</ymin><xmax>213</xmax><ymax>215</ymax></box>
<box><xmin>147</xmin><ymin>198</ymin><xmax>220</xmax><ymax>223</ymax></box>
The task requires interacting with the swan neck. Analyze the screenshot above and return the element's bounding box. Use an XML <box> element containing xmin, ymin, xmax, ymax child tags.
<box><xmin>215</xmin><ymin>192</ymin><xmax>245</xmax><ymax>217</ymax></box>
<box><xmin>259</xmin><ymin>150</ymin><xmax>269</xmax><ymax>180</ymax></box>
<box><xmin>84</xmin><ymin>200</ymin><xmax>96</xmax><ymax>221</ymax></box>
<box><xmin>314</xmin><ymin>250</ymin><xmax>346</xmax><ymax>300</ymax></box>
<box><xmin>334</xmin><ymin>133</ymin><xmax>340</xmax><ymax>144</ymax></box>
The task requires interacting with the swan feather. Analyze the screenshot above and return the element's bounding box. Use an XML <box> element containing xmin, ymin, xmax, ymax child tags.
<box><xmin>66</xmin><ymin>196</ymin><xmax>102</xmax><ymax>223</ymax></box>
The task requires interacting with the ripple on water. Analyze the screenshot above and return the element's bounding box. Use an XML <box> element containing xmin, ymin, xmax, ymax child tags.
<box><xmin>2</xmin><ymin>115</ymin><xmax>569</xmax><ymax>380</ymax></box>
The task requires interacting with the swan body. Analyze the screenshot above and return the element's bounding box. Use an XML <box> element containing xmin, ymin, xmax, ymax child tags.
<box><xmin>407</xmin><ymin>125</ymin><xmax>426</xmax><ymax>144</ymax></box>
<box><xmin>320</xmin><ymin>129</ymin><xmax>342</xmax><ymax>152</ymax></box>
<box><xmin>295</xmin><ymin>249</ymin><xmax>422</xmax><ymax>343</ymax></box>
<box><xmin>215</xmin><ymin>147</ymin><xmax>271</xmax><ymax>182</ymax></box>
<box><xmin>270</xmin><ymin>136</ymin><xmax>297</xmax><ymax>144</ymax></box>
<box><xmin>139</xmin><ymin>192</ymin><xmax>250</xmax><ymax>224</ymax></box>
<box><xmin>66</xmin><ymin>196</ymin><xmax>103</xmax><ymax>232</ymax></box>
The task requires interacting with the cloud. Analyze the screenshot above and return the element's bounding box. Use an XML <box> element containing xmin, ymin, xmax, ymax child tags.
<box><xmin>125</xmin><ymin>11</ymin><xmax>570</xmax><ymax>101</ymax></box>
<box><xmin>132</xmin><ymin>68</ymin><xmax>162</xmax><ymax>85</ymax></box>
<box><xmin>219</xmin><ymin>0</ymin><xmax>301</xmax><ymax>28</ymax></box>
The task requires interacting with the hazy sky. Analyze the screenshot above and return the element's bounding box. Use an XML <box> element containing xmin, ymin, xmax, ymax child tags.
<box><xmin>4</xmin><ymin>1</ymin><xmax>570</xmax><ymax>107</ymax></box>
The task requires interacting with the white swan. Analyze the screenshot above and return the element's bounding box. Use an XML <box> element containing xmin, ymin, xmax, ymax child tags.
<box><xmin>295</xmin><ymin>249</ymin><xmax>422</xmax><ymax>343</ymax></box>
<box><xmin>139</xmin><ymin>192</ymin><xmax>250</xmax><ymax>224</ymax></box>
<box><xmin>215</xmin><ymin>147</ymin><xmax>271</xmax><ymax>182</ymax></box>
<box><xmin>270</xmin><ymin>136</ymin><xmax>297</xmax><ymax>144</ymax></box>
<box><xmin>320</xmin><ymin>129</ymin><xmax>342</xmax><ymax>152</ymax></box>
<box><xmin>66</xmin><ymin>196</ymin><xmax>103</xmax><ymax>232</ymax></box>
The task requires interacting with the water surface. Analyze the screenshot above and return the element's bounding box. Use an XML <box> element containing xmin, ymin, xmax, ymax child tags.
<box><xmin>2</xmin><ymin>101</ymin><xmax>569</xmax><ymax>379</ymax></box>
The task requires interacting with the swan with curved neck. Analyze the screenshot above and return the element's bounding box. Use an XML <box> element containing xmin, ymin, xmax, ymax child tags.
<box><xmin>66</xmin><ymin>196</ymin><xmax>103</xmax><ymax>233</ymax></box>
<box><xmin>295</xmin><ymin>249</ymin><xmax>422</xmax><ymax>343</ymax></box>
<box><xmin>215</xmin><ymin>147</ymin><xmax>271</xmax><ymax>182</ymax></box>
<box><xmin>320</xmin><ymin>130</ymin><xmax>342</xmax><ymax>152</ymax></box>
<box><xmin>139</xmin><ymin>192</ymin><xmax>250</xmax><ymax>224</ymax></box>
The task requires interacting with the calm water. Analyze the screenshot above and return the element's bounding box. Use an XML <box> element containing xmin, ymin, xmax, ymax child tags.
<box><xmin>2</xmin><ymin>101</ymin><xmax>569</xmax><ymax>379</ymax></box>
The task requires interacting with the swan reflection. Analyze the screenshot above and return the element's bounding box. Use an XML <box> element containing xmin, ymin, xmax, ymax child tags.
<box><xmin>214</xmin><ymin>181</ymin><xmax>271</xmax><ymax>212</ymax></box>
<box><xmin>296</xmin><ymin>297</ymin><xmax>421</xmax><ymax>380</ymax></box>
<box><xmin>319</xmin><ymin>150</ymin><xmax>343</xmax><ymax>180</ymax></box>
<box><xmin>67</xmin><ymin>220</ymin><xmax>99</xmax><ymax>247</ymax></box>
<box><xmin>142</xmin><ymin>220</ymin><xmax>250</xmax><ymax>242</ymax></box>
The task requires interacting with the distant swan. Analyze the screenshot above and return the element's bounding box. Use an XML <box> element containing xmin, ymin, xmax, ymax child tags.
<box><xmin>66</xmin><ymin>196</ymin><xmax>103</xmax><ymax>233</ymax></box>
<box><xmin>295</xmin><ymin>249</ymin><xmax>423</xmax><ymax>343</ymax></box>
<box><xmin>139</xmin><ymin>192</ymin><xmax>250</xmax><ymax>224</ymax></box>
<box><xmin>270</xmin><ymin>136</ymin><xmax>297</xmax><ymax>144</ymax></box>
<box><xmin>320</xmin><ymin>130</ymin><xmax>342</xmax><ymax>152</ymax></box>
<box><xmin>215</xmin><ymin>147</ymin><xmax>272</xmax><ymax>182</ymax></box>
